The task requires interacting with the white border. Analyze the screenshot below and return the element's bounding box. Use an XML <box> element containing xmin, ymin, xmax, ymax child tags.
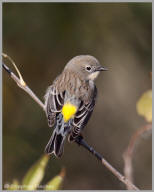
<box><xmin>1</xmin><ymin>1</ymin><xmax>152</xmax><ymax>192</ymax></box>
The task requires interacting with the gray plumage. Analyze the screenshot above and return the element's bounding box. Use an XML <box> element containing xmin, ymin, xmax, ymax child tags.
<box><xmin>44</xmin><ymin>55</ymin><xmax>107</xmax><ymax>157</ymax></box>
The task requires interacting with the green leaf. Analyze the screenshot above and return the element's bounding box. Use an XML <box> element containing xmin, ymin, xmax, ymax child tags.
<box><xmin>136</xmin><ymin>90</ymin><xmax>152</xmax><ymax>122</ymax></box>
<box><xmin>45</xmin><ymin>168</ymin><xmax>66</xmax><ymax>190</ymax></box>
<box><xmin>22</xmin><ymin>154</ymin><xmax>49</xmax><ymax>190</ymax></box>
<box><xmin>7</xmin><ymin>179</ymin><xmax>19</xmax><ymax>190</ymax></box>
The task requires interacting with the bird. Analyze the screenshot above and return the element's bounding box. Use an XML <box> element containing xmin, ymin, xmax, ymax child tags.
<box><xmin>44</xmin><ymin>55</ymin><xmax>107</xmax><ymax>158</ymax></box>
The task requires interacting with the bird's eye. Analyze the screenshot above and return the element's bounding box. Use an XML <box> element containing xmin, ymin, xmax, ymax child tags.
<box><xmin>86</xmin><ymin>66</ymin><xmax>92</xmax><ymax>72</ymax></box>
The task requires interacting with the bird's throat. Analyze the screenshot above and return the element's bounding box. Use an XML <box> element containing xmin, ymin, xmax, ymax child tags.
<box><xmin>88</xmin><ymin>71</ymin><xmax>100</xmax><ymax>80</ymax></box>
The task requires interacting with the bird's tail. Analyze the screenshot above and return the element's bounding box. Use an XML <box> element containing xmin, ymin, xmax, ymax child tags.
<box><xmin>45</xmin><ymin>114</ymin><xmax>70</xmax><ymax>158</ymax></box>
<box><xmin>44</xmin><ymin>129</ymin><xmax>66</xmax><ymax>157</ymax></box>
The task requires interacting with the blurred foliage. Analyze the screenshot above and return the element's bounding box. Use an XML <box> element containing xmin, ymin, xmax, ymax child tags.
<box><xmin>5</xmin><ymin>155</ymin><xmax>65</xmax><ymax>190</ymax></box>
<box><xmin>136</xmin><ymin>90</ymin><xmax>152</xmax><ymax>123</ymax></box>
<box><xmin>45</xmin><ymin>168</ymin><xmax>66</xmax><ymax>190</ymax></box>
<box><xmin>3</xmin><ymin>2</ymin><xmax>152</xmax><ymax>190</ymax></box>
<box><xmin>22</xmin><ymin>155</ymin><xmax>49</xmax><ymax>190</ymax></box>
<box><xmin>7</xmin><ymin>179</ymin><xmax>19</xmax><ymax>190</ymax></box>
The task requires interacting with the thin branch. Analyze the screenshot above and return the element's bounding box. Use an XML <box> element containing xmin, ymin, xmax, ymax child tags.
<box><xmin>2</xmin><ymin>62</ymin><xmax>45</xmax><ymax>111</ymax></box>
<box><xmin>123</xmin><ymin>124</ymin><xmax>152</xmax><ymax>190</ymax></box>
<box><xmin>76</xmin><ymin>136</ymin><xmax>139</xmax><ymax>190</ymax></box>
<box><xmin>2</xmin><ymin>56</ymin><xmax>139</xmax><ymax>190</ymax></box>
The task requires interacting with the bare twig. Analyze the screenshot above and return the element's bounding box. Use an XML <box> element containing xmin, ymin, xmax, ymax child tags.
<box><xmin>2</xmin><ymin>55</ymin><xmax>45</xmax><ymax>110</ymax></box>
<box><xmin>2</xmin><ymin>54</ymin><xmax>139</xmax><ymax>190</ymax></box>
<box><xmin>123</xmin><ymin>124</ymin><xmax>152</xmax><ymax>189</ymax></box>
<box><xmin>76</xmin><ymin>136</ymin><xmax>139</xmax><ymax>190</ymax></box>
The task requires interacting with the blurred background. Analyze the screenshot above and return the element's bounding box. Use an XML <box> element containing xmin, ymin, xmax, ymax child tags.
<box><xmin>3</xmin><ymin>3</ymin><xmax>152</xmax><ymax>190</ymax></box>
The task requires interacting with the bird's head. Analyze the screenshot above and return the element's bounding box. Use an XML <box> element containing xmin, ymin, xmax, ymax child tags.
<box><xmin>64</xmin><ymin>55</ymin><xmax>108</xmax><ymax>81</ymax></box>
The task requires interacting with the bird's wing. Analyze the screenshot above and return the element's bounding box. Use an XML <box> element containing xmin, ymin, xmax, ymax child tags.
<box><xmin>69</xmin><ymin>85</ymin><xmax>97</xmax><ymax>141</ymax></box>
<box><xmin>45</xmin><ymin>85</ymin><xmax>65</xmax><ymax>127</ymax></box>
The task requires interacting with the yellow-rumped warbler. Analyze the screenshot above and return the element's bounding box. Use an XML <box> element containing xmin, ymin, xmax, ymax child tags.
<box><xmin>44</xmin><ymin>55</ymin><xmax>107</xmax><ymax>157</ymax></box>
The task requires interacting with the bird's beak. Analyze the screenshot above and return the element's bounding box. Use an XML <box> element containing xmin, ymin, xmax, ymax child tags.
<box><xmin>96</xmin><ymin>66</ymin><xmax>108</xmax><ymax>71</ymax></box>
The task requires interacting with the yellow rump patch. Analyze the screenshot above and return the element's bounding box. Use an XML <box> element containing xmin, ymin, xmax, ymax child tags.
<box><xmin>62</xmin><ymin>103</ymin><xmax>77</xmax><ymax>122</ymax></box>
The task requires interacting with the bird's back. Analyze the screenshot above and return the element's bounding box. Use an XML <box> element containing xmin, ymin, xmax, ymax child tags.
<box><xmin>54</xmin><ymin>69</ymin><xmax>94</xmax><ymax>104</ymax></box>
